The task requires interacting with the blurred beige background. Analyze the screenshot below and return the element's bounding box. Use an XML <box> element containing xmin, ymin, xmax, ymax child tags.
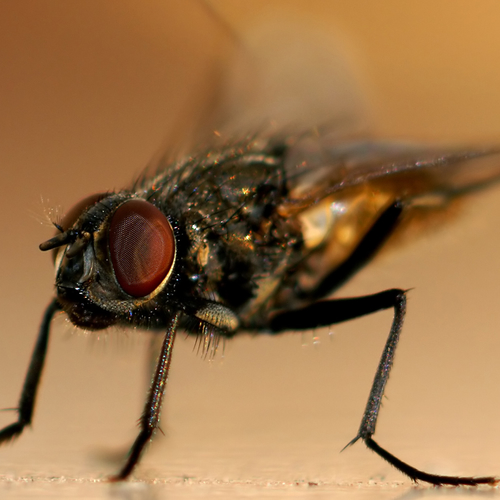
<box><xmin>1</xmin><ymin>1</ymin><xmax>500</xmax><ymax>499</ymax></box>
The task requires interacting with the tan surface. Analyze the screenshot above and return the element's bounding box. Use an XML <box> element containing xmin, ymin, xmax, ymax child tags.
<box><xmin>1</xmin><ymin>2</ymin><xmax>500</xmax><ymax>499</ymax></box>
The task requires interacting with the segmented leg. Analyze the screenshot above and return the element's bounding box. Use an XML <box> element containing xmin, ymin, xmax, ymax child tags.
<box><xmin>270</xmin><ymin>290</ymin><xmax>498</xmax><ymax>486</ymax></box>
<box><xmin>109</xmin><ymin>312</ymin><xmax>180</xmax><ymax>481</ymax></box>
<box><xmin>0</xmin><ymin>299</ymin><xmax>61</xmax><ymax>443</ymax></box>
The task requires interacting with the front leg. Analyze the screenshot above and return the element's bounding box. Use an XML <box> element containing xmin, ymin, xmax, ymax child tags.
<box><xmin>110</xmin><ymin>312</ymin><xmax>180</xmax><ymax>481</ymax></box>
<box><xmin>0</xmin><ymin>299</ymin><xmax>61</xmax><ymax>444</ymax></box>
<box><xmin>269</xmin><ymin>290</ymin><xmax>498</xmax><ymax>486</ymax></box>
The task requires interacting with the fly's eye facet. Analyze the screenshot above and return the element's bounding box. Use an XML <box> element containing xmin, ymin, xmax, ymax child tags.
<box><xmin>59</xmin><ymin>192</ymin><xmax>109</xmax><ymax>232</ymax></box>
<box><xmin>109</xmin><ymin>199</ymin><xmax>175</xmax><ymax>297</ymax></box>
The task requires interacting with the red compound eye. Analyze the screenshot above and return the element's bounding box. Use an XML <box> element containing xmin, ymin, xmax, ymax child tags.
<box><xmin>60</xmin><ymin>192</ymin><xmax>109</xmax><ymax>232</ymax></box>
<box><xmin>109</xmin><ymin>200</ymin><xmax>175</xmax><ymax>297</ymax></box>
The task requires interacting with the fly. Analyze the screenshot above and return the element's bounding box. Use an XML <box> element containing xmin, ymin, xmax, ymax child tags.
<box><xmin>1</xmin><ymin>131</ymin><xmax>500</xmax><ymax>485</ymax></box>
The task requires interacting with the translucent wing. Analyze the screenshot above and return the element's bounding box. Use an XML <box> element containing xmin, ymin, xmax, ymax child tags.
<box><xmin>283</xmin><ymin>134</ymin><xmax>500</xmax><ymax>291</ymax></box>
<box><xmin>286</xmin><ymin>135</ymin><xmax>500</xmax><ymax>201</ymax></box>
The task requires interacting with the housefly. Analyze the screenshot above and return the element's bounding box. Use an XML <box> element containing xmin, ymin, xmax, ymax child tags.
<box><xmin>1</xmin><ymin>128</ymin><xmax>500</xmax><ymax>484</ymax></box>
<box><xmin>2</xmin><ymin>0</ymin><xmax>500</xmax><ymax>485</ymax></box>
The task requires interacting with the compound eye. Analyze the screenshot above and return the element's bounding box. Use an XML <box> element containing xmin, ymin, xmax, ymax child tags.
<box><xmin>59</xmin><ymin>192</ymin><xmax>109</xmax><ymax>231</ymax></box>
<box><xmin>109</xmin><ymin>199</ymin><xmax>175</xmax><ymax>297</ymax></box>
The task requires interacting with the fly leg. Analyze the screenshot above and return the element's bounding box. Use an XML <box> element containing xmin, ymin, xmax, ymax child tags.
<box><xmin>269</xmin><ymin>290</ymin><xmax>498</xmax><ymax>486</ymax></box>
<box><xmin>0</xmin><ymin>299</ymin><xmax>61</xmax><ymax>443</ymax></box>
<box><xmin>110</xmin><ymin>312</ymin><xmax>180</xmax><ymax>481</ymax></box>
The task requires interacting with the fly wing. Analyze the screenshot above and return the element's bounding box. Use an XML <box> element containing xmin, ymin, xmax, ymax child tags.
<box><xmin>282</xmin><ymin>135</ymin><xmax>500</xmax><ymax>289</ymax></box>
<box><xmin>286</xmin><ymin>135</ymin><xmax>500</xmax><ymax>203</ymax></box>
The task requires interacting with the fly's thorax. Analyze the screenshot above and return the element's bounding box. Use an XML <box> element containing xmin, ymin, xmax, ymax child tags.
<box><xmin>180</xmin><ymin>200</ymin><xmax>305</xmax><ymax>326</ymax></box>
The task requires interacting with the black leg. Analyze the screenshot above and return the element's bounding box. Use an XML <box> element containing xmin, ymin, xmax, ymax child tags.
<box><xmin>270</xmin><ymin>289</ymin><xmax>403</xmax><ymax>331</ymax></box>
<box><xmin>0</xmin><ymin>299</ymin><xmax>60</xmax><ymax>443</ymax></box>
<box><xmin>109</xmin><ymin>312</ymin><xmax>180</xmax><ymax>481</ymax></box>
<box><xmin>270</xmin><ymin>290</ymin><xmax>498</xmax><ymax>486</ymax></box>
